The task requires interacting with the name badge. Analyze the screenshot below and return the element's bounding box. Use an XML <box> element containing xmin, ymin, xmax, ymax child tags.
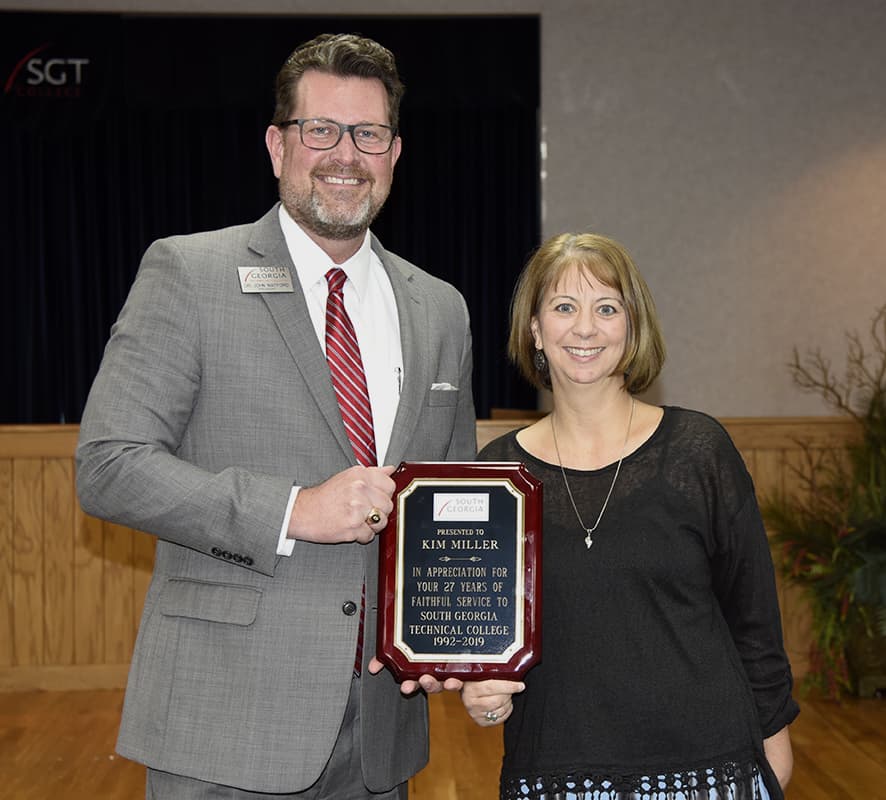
<box><xmin>238</xmin><ymin>266</ymin><xmax>294</xmax><ymax>293</ymax></box>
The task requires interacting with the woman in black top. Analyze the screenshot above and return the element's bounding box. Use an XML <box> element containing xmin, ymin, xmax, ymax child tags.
<box><xmin>460</xmin><ymin>233</ymin><xmax>798</xmax><ymax>800</ymax></box>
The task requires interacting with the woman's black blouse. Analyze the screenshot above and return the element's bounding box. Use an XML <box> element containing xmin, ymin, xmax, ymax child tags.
<box><xmin>478</xmin><ymin>407</ymin><xmax>799</xmax><ymax>800</ymax></box>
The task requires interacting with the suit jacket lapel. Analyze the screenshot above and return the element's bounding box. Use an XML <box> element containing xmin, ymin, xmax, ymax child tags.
<box><xmin>246</xmin><ymin>206</ymin><xmax>356</xmax><ymax>465</ymax></box>
<box><xmin>374</xmin><ymin>236</ymin><xmax>429</xmax><ymax>465</ymax></box>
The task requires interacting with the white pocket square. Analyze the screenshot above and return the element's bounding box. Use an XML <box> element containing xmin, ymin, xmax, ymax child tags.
<box><xmin>431</xmin><ymin>382</ymin><xmax>458</xmax><ymax>391</ymax></box>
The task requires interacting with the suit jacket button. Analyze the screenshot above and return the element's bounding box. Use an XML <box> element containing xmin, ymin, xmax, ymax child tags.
<box><xmin>342</xmin><ymin>601</ymin><xmax>358</xmax><ymax>616</ymax></box>
<box><xmin>211</xmin><ymin>547</ymin><xmax>222</xmax><ymax>557</ymax></box>
<box><xmin>243</xmin><ymin>557</ymin><xmax>254</xmax><ymax>566</ymax></box>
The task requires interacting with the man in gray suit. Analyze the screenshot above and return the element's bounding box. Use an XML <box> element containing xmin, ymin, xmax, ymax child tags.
<box><xmin>76</xmin><ymin>33</ymin><xmax>475</xmax><ymax>799</ymax></box>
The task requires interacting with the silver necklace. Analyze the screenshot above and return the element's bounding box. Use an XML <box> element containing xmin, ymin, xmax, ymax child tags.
<box><xmin>550</xmin><ymin>396</ymin><xmax>635</xmax><ymax>549</ymax></box>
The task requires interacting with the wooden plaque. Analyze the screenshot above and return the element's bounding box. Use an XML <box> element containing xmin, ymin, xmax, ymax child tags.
<box><xmin>377</xmin><ymin>461</ymin><xmax>542</xmax><ymax>681</ymax></box>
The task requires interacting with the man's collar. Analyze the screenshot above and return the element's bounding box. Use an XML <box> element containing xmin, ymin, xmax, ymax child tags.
<box><xmin>277</xmin><ymin>205</ymin><xmax>372</xmax><ymax>298</ymax></box>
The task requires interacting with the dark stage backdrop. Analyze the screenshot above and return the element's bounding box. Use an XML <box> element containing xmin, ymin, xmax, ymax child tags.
<box><xmin>0</xmin><ymin>12</ymin><xmax>540</xmax><ymax>423</ymax></box>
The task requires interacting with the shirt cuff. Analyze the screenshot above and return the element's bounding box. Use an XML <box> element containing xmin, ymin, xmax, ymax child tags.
<box><xmin>276</xmin><ymin>486</ymin><xmax>300</xmax><ymax>556</ymax></box>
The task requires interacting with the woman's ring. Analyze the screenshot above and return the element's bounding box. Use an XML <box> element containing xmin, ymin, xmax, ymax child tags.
<box><xmin>484</xmin><ymin>710</ymin><xmax>499</xmax><ymax>722</ymax></box>
<box><xmin>366</xmin><ymin>508</ymin><xmax>382</xmax><ymax>526</ymax></box>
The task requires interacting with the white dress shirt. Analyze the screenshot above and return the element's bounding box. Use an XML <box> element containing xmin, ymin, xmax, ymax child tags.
<box><xmin>275</xmin><ymin>205</ymin><xmax>403</xmax><ymax>555</ymax></box>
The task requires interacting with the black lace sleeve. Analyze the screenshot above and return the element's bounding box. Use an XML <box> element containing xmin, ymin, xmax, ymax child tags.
<box><xmin>709</xmin><ymin>447</ymin><xmax>800</xmax><ymax>737</ymax></box>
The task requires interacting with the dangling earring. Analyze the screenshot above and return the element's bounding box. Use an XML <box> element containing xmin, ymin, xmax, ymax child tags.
<box><xmin>533</xmin><ymin>348</ymin><xmax>547</xmax><ymax>373</ymax></box>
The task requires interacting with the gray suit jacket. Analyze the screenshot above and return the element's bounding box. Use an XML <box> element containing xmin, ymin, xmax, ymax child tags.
<box><xmin>75</xmin><ymin>205</ymin><xmax>477</xmax><ymax>793</ymax></box>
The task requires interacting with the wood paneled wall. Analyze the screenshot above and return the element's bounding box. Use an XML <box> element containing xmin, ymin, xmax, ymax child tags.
<box><xmin>0</xmin><ymin>426</ymin><xmax>155</xmax><ymax>691</ymax></box>
<box><xmin>0</xmin><ymin>418</ymin><xmax>858</xmax><ymax>691</ymax></box>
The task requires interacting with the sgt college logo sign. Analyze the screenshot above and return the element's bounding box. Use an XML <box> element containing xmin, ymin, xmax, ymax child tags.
<box><xmin>4</xmin><ymin>42</ymin><xmax>91</xmax><ymax>99</ymax></box>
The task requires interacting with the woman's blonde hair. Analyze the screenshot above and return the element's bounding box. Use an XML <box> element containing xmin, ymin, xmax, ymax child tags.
<box><xmin>508</xmin><ymin>232</ymin><xmax>666</xmax><ymax>393</ymax></box>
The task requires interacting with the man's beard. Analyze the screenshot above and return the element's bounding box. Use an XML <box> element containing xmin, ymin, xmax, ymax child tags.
<box><xmin>279</xmin><ymin>174</ymin><xmax>386</xmax><ymax>242</ymax></box>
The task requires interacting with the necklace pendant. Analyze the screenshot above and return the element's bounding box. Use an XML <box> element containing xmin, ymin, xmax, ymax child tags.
<box><xmin>551</xmin><ymin>396</ymin><xmax>635</xmax><ymax>555</ymax></box>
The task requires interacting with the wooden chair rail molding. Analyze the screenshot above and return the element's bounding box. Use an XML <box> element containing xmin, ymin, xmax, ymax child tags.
<box><xmin>0</xmin><ymin>418</ymin><xmax>858</xmax><ymax>692</ymax></box>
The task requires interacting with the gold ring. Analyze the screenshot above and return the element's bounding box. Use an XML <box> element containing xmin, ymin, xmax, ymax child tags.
<box><xmin>366</xmin><ymin>508</ymin><xmax>382</xmax><ymax>526</ymax></box>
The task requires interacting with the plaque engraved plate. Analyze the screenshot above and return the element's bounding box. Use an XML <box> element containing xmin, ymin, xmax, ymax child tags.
<box><xmin>377</xmin><ymin>462</ymin><xmax>541</xmax><ymax>681</ymax></box>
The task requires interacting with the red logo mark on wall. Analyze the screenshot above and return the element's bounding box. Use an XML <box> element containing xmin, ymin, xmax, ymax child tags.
<box><xmin>4</xmin><ymin>42</ymin><xmax>91</xmax><ymax>98</ymax></box>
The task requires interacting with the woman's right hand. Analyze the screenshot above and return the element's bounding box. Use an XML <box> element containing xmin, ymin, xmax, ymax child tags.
<box><xmin>461</xmin><ymin>679</ymin><xmax>526</xmax><ymax>726</ymax></box>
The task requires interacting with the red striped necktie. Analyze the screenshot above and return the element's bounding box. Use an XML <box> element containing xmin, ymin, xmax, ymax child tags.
<box><xmin>325</xmin><ymin>268</ymin><xmax>377</xmax><ymax>468</ymax></box>
<box><xmin>325</xmin><ymin>267</ymin><xmax>374</xmax><ymax>675</ymax></box>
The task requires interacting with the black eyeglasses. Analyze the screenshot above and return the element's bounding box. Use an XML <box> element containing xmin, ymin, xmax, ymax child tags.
<box><xmin>277</xmin><ymin>118</ymin><xmax>398</xmax><ymax>154</ymax></box>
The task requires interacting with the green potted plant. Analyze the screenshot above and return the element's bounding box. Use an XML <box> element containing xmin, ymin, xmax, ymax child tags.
<box><xmin>762</xmin><ymin>304</ymin><xmax>886</xmax><ymax>699</ymax></box>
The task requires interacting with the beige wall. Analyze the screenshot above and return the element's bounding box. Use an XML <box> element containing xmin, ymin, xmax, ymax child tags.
<box><xmin>5</xmin><ymin>0</ymin><xmax>886</xmax><ymax>417</ymax></box>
